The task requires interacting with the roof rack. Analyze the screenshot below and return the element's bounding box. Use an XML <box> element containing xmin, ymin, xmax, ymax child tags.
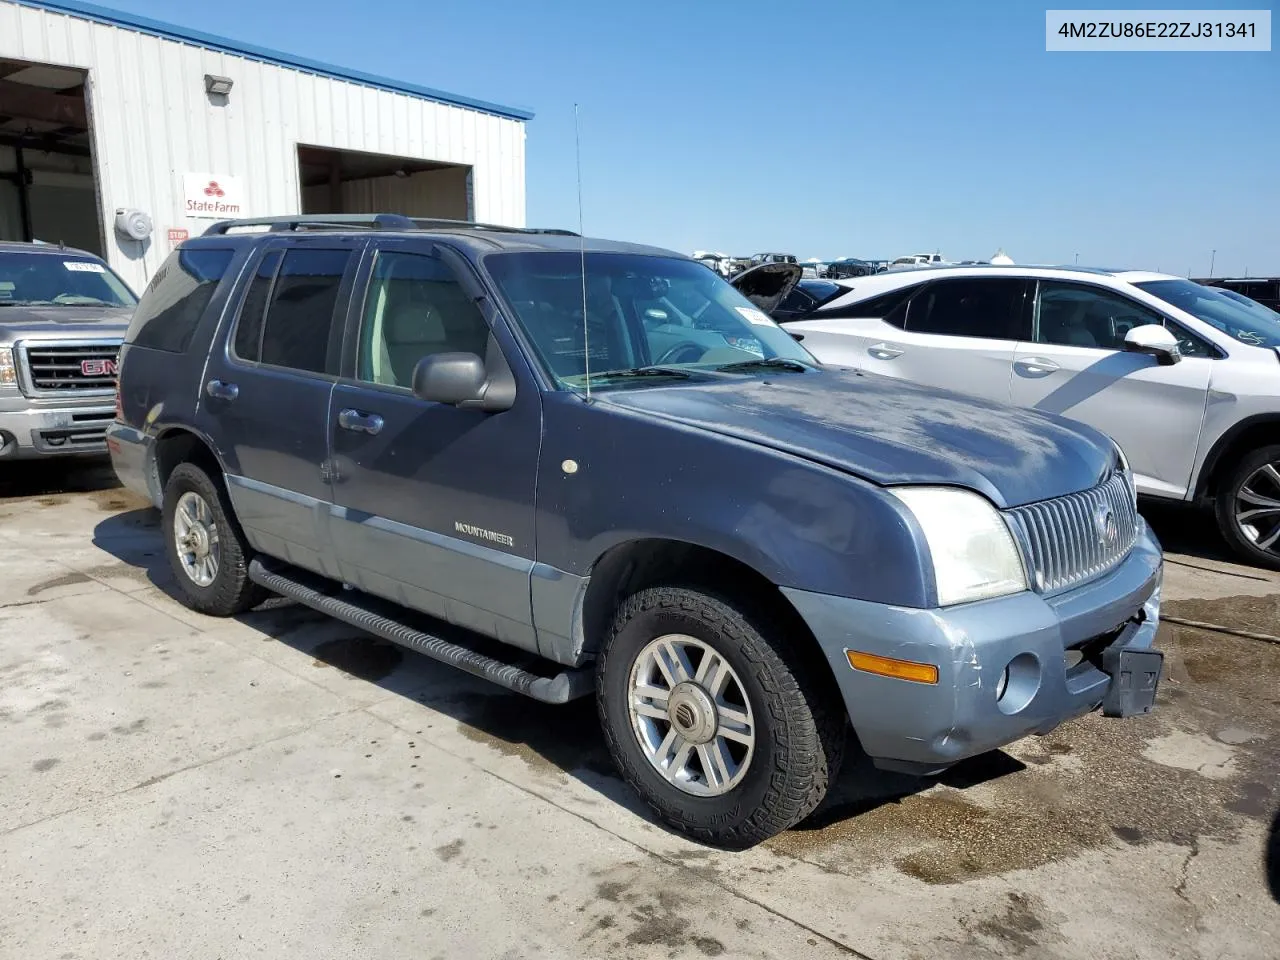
<box><xmin>202</xmin><ymin>214</ymin><xmax>578</xmax><ymax>237</ymax></box>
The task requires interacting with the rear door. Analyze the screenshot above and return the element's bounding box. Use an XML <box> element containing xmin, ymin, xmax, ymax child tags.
<box><xmin>325</xmin><ymin>238</ymin><xmax>544</xmax><ymax>652</ymax></box>
<box><xmin>789</xmin><ymin>277</ymin><xmax>1031</xmax><ymax>405</ymax></box>
<box><xmin>196</xmin><ymin>237</ymin><xmax>362</xmax><ymax>575</ymax></box>
<box><xmin>1010</xmin><ymin>279</ymin><xmax>1212</xmax><ymax>498</ymax></box>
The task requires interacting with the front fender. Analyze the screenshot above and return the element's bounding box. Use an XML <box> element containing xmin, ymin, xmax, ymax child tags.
<box><xmin>534</xmin><ymin>393</ymin><xmax>931</xmax><ymax>607</ymax></box>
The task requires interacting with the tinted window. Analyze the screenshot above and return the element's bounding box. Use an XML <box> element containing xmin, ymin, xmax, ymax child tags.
<box><xmin>357</xmin><ymin>251</ymin><xmax>490</xmax><ymax>387</ymax></box>
<box><xmin>232</xmin><ymin>250</ymin><xmax>281</xmax><ymax>362</ymax></box>
<box><xmin>906</xmin><ymin>278</ymin><xmax>1028</xmax><ymax>339</ymax></box>
<box><xmin>820</xmin><ymin>285</ymin><xmax>920</xmax><ymax>322</ymax></box>
<box><xmin>257</xmin><ymin>248</ymin><xmax>349</xmax><ymax>373</ymax></box>
<box><xmin>125</xmin><ymin>249</ymin><xmax>231</xmax><ymax>352</ymax></box>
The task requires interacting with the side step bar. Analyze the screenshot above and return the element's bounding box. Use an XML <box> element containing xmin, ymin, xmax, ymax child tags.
<box><xmin>247</xmin><ymin>558</ymin><xmax>594</xmax><ymax>704</ymax></box>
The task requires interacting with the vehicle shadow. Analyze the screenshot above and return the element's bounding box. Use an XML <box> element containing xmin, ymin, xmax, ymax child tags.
<box><xmin>0</xmin><ymin>456</ymin><xmax>121</xmax><ymax>500</ymax></box>
<box><xmin>92</xmin><ymin>507</ymin><xmax>1025</xmax><ymax>843</ymax></box>
<box><xmin>1139</xmin><ymin>497</ymin><xmax>1240</xmax><ymax>565</ymax></box>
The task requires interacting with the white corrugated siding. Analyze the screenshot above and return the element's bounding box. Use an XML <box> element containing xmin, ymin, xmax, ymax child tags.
<box><xmin>0</xmin><ymin>1</ymin><xmax>527</xmax><ymax>292</ymax></box>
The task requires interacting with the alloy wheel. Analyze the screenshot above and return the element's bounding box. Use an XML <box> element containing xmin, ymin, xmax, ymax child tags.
<box><xmin>173</xmin><ymin>490</ymin><xmax>221</xmax><ymax>587</ymax></box>
<box><xmin>1234</xmin><ymin>460</ymin><xmax>1280</xmax><ymax>557</ymax></box>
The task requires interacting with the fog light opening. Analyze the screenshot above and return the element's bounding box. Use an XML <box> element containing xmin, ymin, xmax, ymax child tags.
<box><xmin>996</xmin><ymin>652</ymin><xmax>1041</xmax><ymax>715</ymax></box>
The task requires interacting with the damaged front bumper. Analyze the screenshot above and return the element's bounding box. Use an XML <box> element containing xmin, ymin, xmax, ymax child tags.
<box><xmin>782</xmin><ymin>521</ymin><xmax>1163</xmax><ymax>775</ymax></box>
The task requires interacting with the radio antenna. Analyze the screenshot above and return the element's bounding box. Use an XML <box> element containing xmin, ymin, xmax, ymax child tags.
<box><xmin>574</xmin><ymin>103</ymin><xmax>591</xmax><ymax>403</ymax></box>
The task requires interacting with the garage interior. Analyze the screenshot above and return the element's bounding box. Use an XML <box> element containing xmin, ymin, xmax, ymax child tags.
<box><xmin>0</xmin><ymin>57</ymin><xmax>102</xmax><ymax>254</ymax></box>
<box><xmin>297</xmin><ymin>144</ymin><xmax>472</xmax><ymax>221</ymax></box>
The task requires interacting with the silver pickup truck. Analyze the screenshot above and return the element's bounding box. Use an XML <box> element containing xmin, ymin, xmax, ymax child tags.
<box><xmin>0</xmin><ymin>242</ymin><xmax>135</xmax><ymax>459</ymax></box>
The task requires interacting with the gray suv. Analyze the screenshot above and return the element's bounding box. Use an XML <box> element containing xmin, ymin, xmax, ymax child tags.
<box><xmin>0</xmin><ymin>242</ymin><xmax>136</xmax><ymax>459</ymax></box>
<box><xmin>109</xmin><ymin>215</ymin><xmax>1164</xmax><ymax>847</ymax></box>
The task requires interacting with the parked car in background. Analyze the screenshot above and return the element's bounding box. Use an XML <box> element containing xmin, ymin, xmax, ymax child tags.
<box><xmin>826</xmin><ymin>258</ymin><xmax>876</xmax><ymax>280</ymax></box>
<box><xmin>109</xmin><ymin>215</ymin><xmax>1163</xmax><ymax>847</ymax></box>
<box><xmin>779</xmin><ymin>264</ymin><xmax>1280</xmax><ymax>567</ymax></box>
<box><xmin>692</xmin><ymin>252</ymin><xmax>735</xmax><ymax>278</ymax></box>
<box><xmin>749</xmin><ymin>252</ymin><xmax>798</xmax><ymax>267</ymax></box>
<box><xmin>887</xmin><ymin>254</ymin><xmax>945</xmax><ymax>270</ymax></box>
<box><xmin>1196</xmin><ymin>277</ymin><xmax>1280</xmax><ymax>312</ymax></box>
<box><xmin>0</xmin><ymin>242</ymin><xmax>136</xmax><ymax>460</ymax></box>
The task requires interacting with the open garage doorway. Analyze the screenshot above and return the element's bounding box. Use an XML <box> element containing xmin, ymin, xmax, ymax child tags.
<box><xmin>297</xmin><ymin>145</ymin><xmax>473</xmax><ymax>221</ymax></box>
<box><xmin>0</xmin><ymin>58</ymin><xmax>102</xmax><ymax>255</ymax></box>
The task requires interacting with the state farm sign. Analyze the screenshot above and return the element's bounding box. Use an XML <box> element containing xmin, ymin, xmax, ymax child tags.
<box><xmin>181</xmin><ymin>173</ymin><xmax>244</xmax><ymax>218</ymax></box>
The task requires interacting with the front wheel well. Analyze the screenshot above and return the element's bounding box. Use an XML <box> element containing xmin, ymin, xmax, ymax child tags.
<box><xmin>580</xmin><ymin>539</ymin><xmax>836</xmax><ymax>685</ymax></box>
<box><xmin>1197</xmin><ymin>417</ymin><xmax>1280</xmax><ymax>501</ymax></box>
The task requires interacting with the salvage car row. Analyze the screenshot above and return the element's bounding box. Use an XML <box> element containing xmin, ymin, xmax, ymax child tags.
<box><xmin>5</xmin><ymin>216</ymin><xmax>1274</xmax><ymax>847</ymax></box>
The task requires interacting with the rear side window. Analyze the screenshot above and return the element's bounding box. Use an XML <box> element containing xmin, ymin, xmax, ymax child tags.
<box><xmin>126</xmin><ymin>248</ymin><xmax>234</xmax><ymax>352</ymax></box>
<box><xmin>232</xmin><ymin>248</ymin><xmax>350</xmax><ymax>375</ymax></box>
<box><xmin>906</xmin><ymin>278</ymin><xmax>1029</xmax><ymax>339</ymax></box>
<box><xmin>819</xmin><ymin>285</ymin><xmax>920</xmax><ymax>325</ymax></box>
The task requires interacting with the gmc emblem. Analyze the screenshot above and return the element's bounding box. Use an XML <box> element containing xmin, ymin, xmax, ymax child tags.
<box><xmin>81</xmin><ymin>358</ymin><xmax>118</xmax><ymax>377</ymax></box>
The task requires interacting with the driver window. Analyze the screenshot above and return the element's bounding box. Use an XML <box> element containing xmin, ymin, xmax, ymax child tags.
<box><xmin>1035</xmin><ymin>281</ymin><xmax>1213</xmax><ymax>357</ymax></box>
<box><xmin>357</xmin><ymin>251</ymin><xmax>490</xmax><ymax>388</ymax></box>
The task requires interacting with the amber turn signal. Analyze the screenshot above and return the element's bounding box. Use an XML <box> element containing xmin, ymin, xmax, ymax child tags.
<box><xmin>845</xmin><ymin>650</ymin><xmax>939</xmax><ymax>684</ymax></box>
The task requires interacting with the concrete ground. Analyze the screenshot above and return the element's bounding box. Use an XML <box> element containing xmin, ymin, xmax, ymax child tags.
<box><xmin>1</xmin><ymin>459</ymin><xmax>1277</xmax><ymax>960</ymax></box>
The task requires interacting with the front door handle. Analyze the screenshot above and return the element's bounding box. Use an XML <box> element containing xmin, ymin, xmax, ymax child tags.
<box><xmin>337</xmin><ymin>408</ymin><xmax>384</xmax><ymax>436</ymax></box>
<box><xmin>205</xmin><ymin>379</ymin><xmax>239</xmax><ymax>400</ymax></box>
<box><xmin>868</xmin><ymin>343</ymin><xmax>904</xmax><ymax>360</ymax></box>
<box><xmin>1015</xmin><ymin>357</ymin><xmax>1061</xmax><ymax>375</ymax></box>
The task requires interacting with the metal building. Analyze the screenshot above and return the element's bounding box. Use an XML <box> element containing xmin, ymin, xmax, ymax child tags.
<box><xmin>0</xmin><ymin>0</ymin><xmax>531</xmax><ymax>292</ymax></box>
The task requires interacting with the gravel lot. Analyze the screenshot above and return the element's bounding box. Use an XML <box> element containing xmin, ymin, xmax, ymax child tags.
<box><xmin>2</xmin><ymin>459</ymin><xmax>1278</xmax><ymax>960</ymax></box>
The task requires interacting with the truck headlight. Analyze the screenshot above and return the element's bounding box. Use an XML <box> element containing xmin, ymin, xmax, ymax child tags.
<box><xmin>0</xmin><ymin>347</ymin><xmax>15</xmax><ymax>387</ymax></box>
<box><xmin>1115</xmin><ymin>442</ymin><xmax>1137</xmax><ymax>509</ymax></box>
<box><xmin>891</xmin><ymin>486</ymin><xmax>1027</xmax><ymax>606</ymax></box>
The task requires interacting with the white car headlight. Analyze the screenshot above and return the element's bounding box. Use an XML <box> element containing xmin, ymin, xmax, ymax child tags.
<box><xmin>0</xmin><ymin>347</ymin><xmax>15</xmax><ymax>387</ymax></box>
<box><xmin>891</xmin><ymin>486</ymin><xmax>1028</xmax><ymax>607</ymax></box>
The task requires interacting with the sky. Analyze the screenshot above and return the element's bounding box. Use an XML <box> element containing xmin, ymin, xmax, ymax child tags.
<box><xmin>105</xmin><ymin>0</ymin><xmax>1278</xmax><ymax>276</ymax></box>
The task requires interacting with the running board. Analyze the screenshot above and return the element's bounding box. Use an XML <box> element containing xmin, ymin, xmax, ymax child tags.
<box><xmin>247</xmin><ymin>558</ymin><xmax>594</xmax><ymax>704</ymax></box>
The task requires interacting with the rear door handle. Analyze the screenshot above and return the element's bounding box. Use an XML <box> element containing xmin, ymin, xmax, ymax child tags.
<box><xmin>868</xmin><ymin>343</ymin><xmax>904</xmax><ymax>360</ymax></box>
<box><xmin>337</xmin><ymin>408</ymin><xmax>384</xmax><ymax>436</ymax></box>
<box><xmin>1015</xmin><ymin>357</ymin><xmax>1061</xmax><ymax>375</ymax></box>
<box><xmin>205</xmin><ymin>379</ymin><xmax>238</xmax><ymax>400</ymax></box>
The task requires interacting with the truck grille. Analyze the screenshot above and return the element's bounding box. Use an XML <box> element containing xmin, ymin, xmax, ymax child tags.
<box><xmin>1004</xmin><ymin>469</ymin><xmax>1138</xmax><ymax>594</ymax></box>
<box><xmin>16</xmin><ymin>340</ymin><xmax>122</xmax><ymax>398</ymax></box>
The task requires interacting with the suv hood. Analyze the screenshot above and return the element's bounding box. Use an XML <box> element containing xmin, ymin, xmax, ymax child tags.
<box><xmin>0</xmin><ymin>305</ymin><xmax>132</xmax><ymax>343</ymax></box>
<box><xmin>599</xmin><ymin>370</ymin><xmax>1115</xmax><ymax>508</ymax></box>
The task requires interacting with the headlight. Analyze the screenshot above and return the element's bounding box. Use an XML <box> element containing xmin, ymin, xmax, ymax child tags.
<box><xmin>891</xmin><ymin>486</ymin><xmax>1027</xmax><ymax>606</ymax></box>
<box><xmin>1114</xmin><ymin>442</ymin><xmax>1137</xmax><ymax>509</ymax></box>
<box><xmin>0</xmin><ymin>347</ymin><xmax>15</xmax><ymax>387</ymax></box>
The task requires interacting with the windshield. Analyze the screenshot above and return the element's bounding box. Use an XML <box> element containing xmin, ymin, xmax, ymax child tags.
<box><xmin>484</xmin><ymin>252</ymin><xmax>815</xmax><ymax>387</ymax></box>
<box><xmin>1136</xmin><ymin>278</ymin><xmax>1280</xmax><ymax>349</ymax></box>
<box><xmin>0</xmin><ymin>251</ymin><xmax>136</xmax><ymax>308</ymax></box>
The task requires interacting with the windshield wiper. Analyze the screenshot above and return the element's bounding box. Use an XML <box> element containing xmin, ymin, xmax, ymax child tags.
<box><xmin>586</xmin><ymin>366</ymin><xmax>693</xmax><ymax>381</ymax></box>
<box><xmin>715</xmin><ymin>357</ymin><xmax>814</xmax><ymax>373</ymax></box>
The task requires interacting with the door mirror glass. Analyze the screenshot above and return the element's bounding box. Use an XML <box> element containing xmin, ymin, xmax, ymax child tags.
<box><xmin>1123</xmin><ymin>323</ymin><xmax>1182</xmax><ymax>365</ymax></box>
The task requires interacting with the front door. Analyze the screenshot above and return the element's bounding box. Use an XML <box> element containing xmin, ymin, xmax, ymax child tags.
<box><xmin>1010</xmin><ymin>279</ymin><xmax>1213</xmax><ymax>498</ymax></box>
<box><xmin>197</xmin><ymin>238</ymin><xmax>361</xmax><ymax>574</ymax></box>
<box><xmin>326</xmin><ymin>239</ymin><xmax>543</xmax><ymax>652</ymax></box>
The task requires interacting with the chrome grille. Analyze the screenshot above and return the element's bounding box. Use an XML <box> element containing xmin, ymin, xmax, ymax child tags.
<box><xmin>1005</xmin><ymin>470</ymin><xmax>1138</xmax><ymax>593</ymax></box>
<box><xmin>16</xmin><ymin>340</ymin><xmax>122</xmax><ymax>398</ymax></box>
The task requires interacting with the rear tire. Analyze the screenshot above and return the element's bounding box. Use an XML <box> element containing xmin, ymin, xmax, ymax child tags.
<box><xmin>1215</xmin><ymin>444</ymin><xmax>1280</xmax><ymax>570</ymax></box>
<box><xmin>162</xmin><ymin>462</ymin><xmax>267</xmax><ymax>616</ymax></box>
<box><xmin>597</xmin><ymin>585</ymin><xmax>845</xmax><ymax>849</ymax></box>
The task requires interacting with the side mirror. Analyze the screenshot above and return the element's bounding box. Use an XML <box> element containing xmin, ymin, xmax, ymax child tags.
<box><xmin>1123</xmin><ymin>324</ymin><xmax>1182</xmax><ymax>366</ymax></box>
<box><xmin>411</xmin><ymin>351</ymin><xmax>515</xmax><ymax>412</ymax></box>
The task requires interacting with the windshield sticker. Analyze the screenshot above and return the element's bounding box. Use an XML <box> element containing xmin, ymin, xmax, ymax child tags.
<box><xmin>735</xmin><ymin>306</ymin><xmax>776</xmax><ymax>326</ymax></box>
<box><xmin>64</xmin><ymin>261</ymin><xmax>105</xmax><ymax>273</ymax></box>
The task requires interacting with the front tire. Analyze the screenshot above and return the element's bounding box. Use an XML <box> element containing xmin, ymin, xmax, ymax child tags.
<box><xmin>162</xmin><ymin>462</ymin><xmax>266</xmax><ymax>616</ymax></box>
<box><xmin>597</xmin><ymin>586</ymin><xmax>845</xmax><ymax>848</ymax></box>
<box><xmin>1215</xmin><ymin>444</ymin><xmax>1280</xmax><ymax>570</ymax></box>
